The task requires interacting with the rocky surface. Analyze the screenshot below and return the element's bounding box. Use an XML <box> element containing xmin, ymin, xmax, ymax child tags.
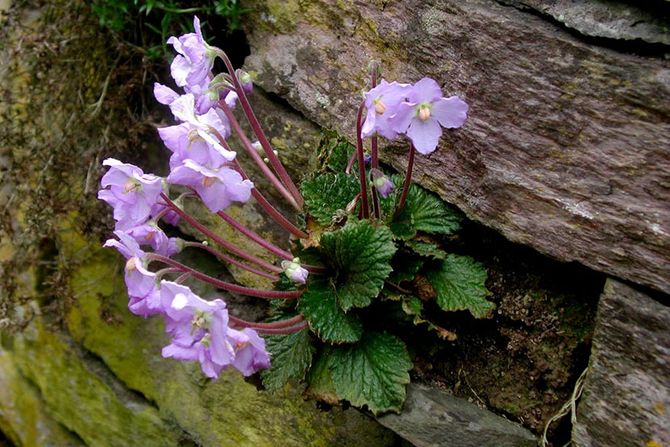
<box><xmin>243</xmin><ymin>0</ymin><xmax>670</xmax><ymax>294</ymax></box>
<box><xmin>503</xmin><ymin>0</ymin><xmax>670</xmax><ymax>45</ymax></box>
<box><xmin>572</xmin><ymin>279</ymin><xmax>670</xmax><ymax>447</ymax></box>
<box><xmin>378</xmin><ymin>383</ymin><xmax>537</xmax><ymax>447</ymax></box>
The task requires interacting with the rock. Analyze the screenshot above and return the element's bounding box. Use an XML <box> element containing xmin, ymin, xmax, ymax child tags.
<box><xmin>502</xmin><ymin>0</ymin><xmax>670</xmax><ymax>45</ymax></box>
<box><xmin>573</xmin><ymin>279</ymin><xmax>670</xmax><ymax>447</ymax></box>
<box><xmin>0</xmin><ymin>344</ymin><xmax>84</xmax><ymax>447</ymax></box>
<box><xmin>377</xmin><ymin>383</ymin><xmax>537</xmax><ymax>447</ymax></box>
<box><xmin>242</xmin><ymin>0</ymin><xmax>670</xmax><ymax>294</ymax></box>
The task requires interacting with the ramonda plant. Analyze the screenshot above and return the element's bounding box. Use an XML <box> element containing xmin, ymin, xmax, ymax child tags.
<box><xmin>98</xmin><ymin>17</ymin><xmax>494</xmax><ymax>414</ymax></box>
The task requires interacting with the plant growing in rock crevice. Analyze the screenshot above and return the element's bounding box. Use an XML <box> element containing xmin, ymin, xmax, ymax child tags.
<box><xmin>99</xmin><ymin>16</ymin><xmax>493</xmax><ymax>414</ymax></box>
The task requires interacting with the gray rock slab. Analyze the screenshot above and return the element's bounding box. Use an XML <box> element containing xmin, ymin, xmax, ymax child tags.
<box><xmin>377</xmin><ymin>383</ymin><xmax>537</xmax><ymax>447</ymax></box>
<box><xmin>503</xmin><ymin>0</ymin><xmax>670</xmax><ymax>45</ymax></box>
<box><xmin>243</xmin><ymin>0</ymin><xmax>670</xmax><ymax>294</ymax></box>
<box><xmin>573</xmin><ymin>279</ymin><xmax>670</xmax><ymax>447</ymax></box>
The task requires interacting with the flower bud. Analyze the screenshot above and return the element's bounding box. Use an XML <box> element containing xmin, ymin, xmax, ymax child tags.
<box><xmin>281</xmin><ymin>257</ymin><xmax>309</xmax><ymax>284</ymax></box>
<box><xmin>370</xmin><ymin>168</ymin><xmax>395</xmax><ymax>199</ymax></box>
<box><xmin>236</xmin><ymin>69</ymin><xmax>254</xmax><ymax>93</ymax></box>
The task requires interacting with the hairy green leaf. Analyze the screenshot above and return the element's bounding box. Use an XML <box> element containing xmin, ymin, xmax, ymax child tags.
<box><xmin>301</xmin><ymin>173</ymin><xmax>360</xmax><ymax>225</ymax></box>
<box><xmin>426</xmin><ymin>254</ymin><xmax>494</xmax><ymax>318</ymax></box>
<box><xmin>305</xmin><ymin>348</ymin><xmax>339</xmax><ymax>404</ymax></box>
<box><xmin>389</xmin><ymin>250</ymin><xmax>424</xmax><ymax>284</ymax></box>
<box><xmin>387</xmin><ymin>177</ymin><xmax>462</xmax><ymax>240</ymax></box>
<box><xmin>261</xmin><ymin>329</ymin><xmax>315</xmax><ymax>391</ymax></box>
<box><xmin>298</xmin><ymin>279</ymin><xmax>363</xmax><ymax>343</ymax></box>
<box><xmin>405</xmin><ymin>240</ymin><xmax>447</xmax><ymax>260</ymax></box>
<box><xmin>320</xmin><ymin>220</ymin><xmax>397</xmax><ymax>311</ymax></box>
<box><xmin>328</xmin><ymin>332</ymin><xmax>412</xmax><ymax>414</ymax></box>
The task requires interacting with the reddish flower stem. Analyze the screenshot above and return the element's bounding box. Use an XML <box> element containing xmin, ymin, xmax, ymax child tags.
<box><xmin>217</xmin><ymin>101</ymin><xmax>300</xmax><ymax>211</ymax></box>
<box><xmin>217</xmin><ymin>210</ymin><xmax>293</xmax><ymax>261</ymax></box>
<box><xmin>160</xmin><ymin>193</ymin><xmax>281</xmax><ymax>273</ymax></box>
<box><xmin>148</xmin><ymin>253</ymin><xmax>301</xmax><ymax>299</ymax></box>
<box><xmin>253</xmin><ymin>321</ymin><xmax>309</xmax><ymax>335</ymax></box>
<box><xmin>216</xmin><ymin>50</ymin><xmax>304</xmax><ymax>208</ymax></box>
<box><xmin>355</xmin><ymin>102</ymin><xmax>370</xmax><ymax>219</ymax></box>
<box><xmin>184</xmin><ymin>241</ymin><xmax>279</xmax><ymax>281</ymax></box>
<box><xmin>228</xmin><ymin>314</ymin><xmax>304</xmax><ymax>329</ymax></box>
<box><xmin>396</xmin><ymin>143</ymin><xmax>415</xmax><ymax>215</ymax></box>
<box><xmin>369</xmin><ymin>65</ymin><xmax>381</xmax><ymax>220</ymax></box>
<box><xmin>231</xmin><ymin>160</ymin><xmax>309</xmax><ymax>239</ymax></box>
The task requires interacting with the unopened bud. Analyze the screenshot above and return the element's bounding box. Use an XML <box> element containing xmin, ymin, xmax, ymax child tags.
<box><xmin>281</xmin><ymin>257</ymin><xmax>309</xmax><ymax>284</ymax></box>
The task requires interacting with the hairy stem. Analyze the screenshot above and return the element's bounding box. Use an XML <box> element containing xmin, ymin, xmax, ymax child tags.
<box><xmin>231</xmin><ymin>160</ymin><xmax>309</xmax><ymax>239</ymax></box>
<box><xmin>396</xmin><ymin>143</ymin><xmax>415</xmax><ymax>215</ymax></box>
<box><xmin>253</xmin><ymin>321</ymin><xmax>309</xmax><ymax>335</ymax></box>
<box><xmin>355</xmin><ymin>102</ymin><xmax>370</xmax><ymax>219</ymax></box>
<box><xmin>183</xmin><ymin>241</ymin><xmax>279</xmax><ymax>281</ymax></box>
<box><xmin>215</xmin><ymin>49</ymin><xmax>304</xmax><ymax>208</ymax></box>
<box><xmin>228</xmin><ymin>314</ymin><xmax>304</xmax><ymax>329</ymax></box>
<box><xmin>217</xmin><ymin>101</ymin><xmax>300</xmax><ymax>211</ymax></box>
<box><xmin>160</xmin><ymin>193</ymin><xmax>281</xmax><ymax>273</ymax></box>
<box><xmin>148</xmin><ymin>254</ymin><xmax>301</xmax><ymax>299</ymax></box>
<box><xmin>217</xmin><ymin>210</ymin><xmax>293</xmax><ymax>261</ymax></box>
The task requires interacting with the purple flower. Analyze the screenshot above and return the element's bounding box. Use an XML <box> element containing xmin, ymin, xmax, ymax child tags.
<box><xmin>167</xmin><ymin>159</ymin><xmax>253</xmax><ymax>213</ymax></box>
<box><xmin>158</xmin><ymin>121</ymin><xmax>235</xmax><ymax>172</ymax></box>
<box><xmin>361</xmin><ymin>79</ymin><xmax>412</xmax><ymax>140</ymax></box>
<box><xmin>125</xmin><ymin>223</ymin><xmax>180</xmax><ymax>257</ymax></box>
<box><xmin>153</xmin><ymin>83</ymin><xmax>180</xmax><ymax>105</ymax></box>
<box><xmin>167</xmin><ymin>16</ymin><xmax>216</xmax><ymax>88</ymax></box>
<box><xmin>236</xmin><ymin>69</ymin><xmax>253</xmax><ymax>94</ymax></box>
<box><xmin>103</xmin><ymin>231</ymin><xmax>161</xmax><ymax>317</ymax></box>
<box><xmin>160</xmin><ymin>281</ymin><xmax>236</xmax><ymax>378</ymax></box>
<box><xmin>391</xmin><ymin>77</ymin><xmax>468</xmax><ymax>154</ymax></box>
<box><xmin>98</xmin><ymin>158</ymin><xmax>164</xmax><ymax>230</ymax></box>
<box><xmin>281</xmin><ymin>258</ymin><xmax>309</xmax><ymax>284</ymax></box>
<box><xmin>370</xmin><ymin>169</ymin><xmax>395</xmax><ymax>199</ymax></box>
<box><xmin>228</xmin><ymin>328</ymin><xmax>271</xmax><ymax>376</ymax></box>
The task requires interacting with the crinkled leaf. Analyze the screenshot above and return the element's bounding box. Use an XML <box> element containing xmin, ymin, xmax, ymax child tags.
<box><xmin>302</xmin><ymin>173</ymin><xmax>360</xmax><ymax>225</ymax></box>
<box><xmin>405</xmin><ymin>240</ymin><xmax>447</xmax><ymax>260</ymax></box>
<box><xmin>320</xmin><ymin>220</ymin><xmax>397</xmax><ymax>311</ymax></box>
<box><xmin>327</xmin><ymin>331</ymin><xmax>412</xmax><ymax>414</ymax></box>
<box><xmin>388</xmin><ymin>177</ymin><xmax>462</xmax><ymax>240</ymax></box>
<box><xmin>326</xmin><ymin>141</ymin><xmax>356</xmax><ymax>173</ymax></box>
<box><xmin>426</xmin><ymin>254</ymin><xmax>494</xmax><ymax>318</ymax></box>
<box><xmin>298</xmin><ymin>278</ymin><xmax>363</xmax><ymax>343</ymax></box>
<box><xmin>305</xmin><ymin>348</ymin><xmax>339</xmax><ymax>404</ymax></box>
<box><xmin>261</xmin><ymin>329</ymin><xmax>315</xmax><ymax>391</ymax></box>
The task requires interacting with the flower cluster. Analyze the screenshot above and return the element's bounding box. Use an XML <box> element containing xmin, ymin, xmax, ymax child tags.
<box><xmin>362</xmin><ymin>77</ymin><xmax>468</xmax><ymax>154</ymax></box>
<box><xmin>98</xmin><ymin>16</ymin><xmax>468</xmax><ymax>386</ymax></box>
<box><xmin>97</xmin><ymin>17</ymin><xmax>312</xmax><ymax>379</ymax></box>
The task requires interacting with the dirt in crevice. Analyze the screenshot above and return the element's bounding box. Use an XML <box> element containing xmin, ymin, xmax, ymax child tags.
<box><xmin>404</xmin><ymin>221</ymin><xmax>603</xmax><ymax>442</ymax></box>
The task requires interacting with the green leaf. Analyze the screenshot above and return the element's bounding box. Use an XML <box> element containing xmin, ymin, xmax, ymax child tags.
<box><xmin>426</xmin><ymin>254</ymin><xmax>494</xmax><ymax>318</ymax></box>
<box><xmin>328</xmin><ymin>332</ymin><xmax>412</xmax><ymax>414</ymax></box>
<box><xmin>305</xmin><ymin>348</ymin><xmax>339</xmax><ymax>404</ymax></box>
<box><xmin>388</xmin><ymin>177</ymin><xmax>462</xmax><ymax>240</ymax></box>
<box><xmin>326</xmin><ymin>141</ymin><xmax>356</xmax><ymax>173</ymax></box>
<box><xmin>320</xmin><ymin>220</ymin><xmax>397</xmax><ymax>311</ymax></box>
<box><xmin>405</xmin><ymin>240</ymin><xmax>447</xmax><ymax>260</ymax></box>
<box><xmin>301</xmin><ymin>173</ymin><xmax>360</xmax><ymax>225</ymax></box>
<box><xmin>261</xmin><ymin>329</ymin><xmax>315</xmax><ymax>391</ymax></box>
<box><xmin>298</xmin><ymin>279</ymin><xmax>363</xmax><ymax>343</ymax></box>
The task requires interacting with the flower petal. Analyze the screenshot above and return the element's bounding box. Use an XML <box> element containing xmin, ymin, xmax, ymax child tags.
<box><xmin>406</xmin><ymin>117</ymin><xmax>442</xmax><ymax>154</ymax></box>
<box><xmin>432</xmin><ymin>96</ymin><xmax>468</xmax><ymax>129</ymax></box>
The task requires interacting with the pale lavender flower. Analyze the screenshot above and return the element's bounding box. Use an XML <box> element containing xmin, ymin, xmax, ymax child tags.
<box><xmin>370</xmin><ymin>169</ymin><xmax>395</xmax><ymax>199</ymax></box>
<box><xmin>390</xmin><ymin>77</ymin><xmax>468</xmax><ymax>154</ymax></box>
<box><xmin>98</xmin><ymin>159</ymin><xmax>164</xmax><ymax>230</ymax></box>
<box><xmin>281</xmin><ymin>258</ymin><xmax>309</xmax><ymax>284</ymax></box>
<box><xmin>126</xmin><ymin>223</ymin><xmax>180</xmax><ymax>257</ymax></box>
<box><xmin>236</xmin><ymin>69</ymin><xmax>253</xmax><ymax>94</ymax></box>
<box><xmin>167</xmin><ymin>159</ymin><xmax>253</xmax><ymax>213</ymax></box>
<box><xmin>361</xmin><ymin>79</ymin><xmax>412</xmax><ymax>140</ymax></box>
<box><xmin>158</xmin><ymin>121</ymin><xmax>235</xmax><ymax>171</ymax></box>
<box><xmin>103</xmin><ymin>231</ymin><xmax>161</xmax><ymax>317</ymax></box>
<box><xmin>153</xmin><ymin>83</ymin><xmax>180</xmax><ymax>105</ymax></box>
<box><xmin>160</xmin><ymin>281</ymin><xmax>235</xmax><ymax>378</ymax></box>
<box><xmin>167</xmin><ymin>16</ymin><xmax>216</xmax><ymax>88</ymax></box>
<box><xmin>228</xmin><ymin>328</ymin><xmax>271</xmax><ymax>376</ymax></box>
